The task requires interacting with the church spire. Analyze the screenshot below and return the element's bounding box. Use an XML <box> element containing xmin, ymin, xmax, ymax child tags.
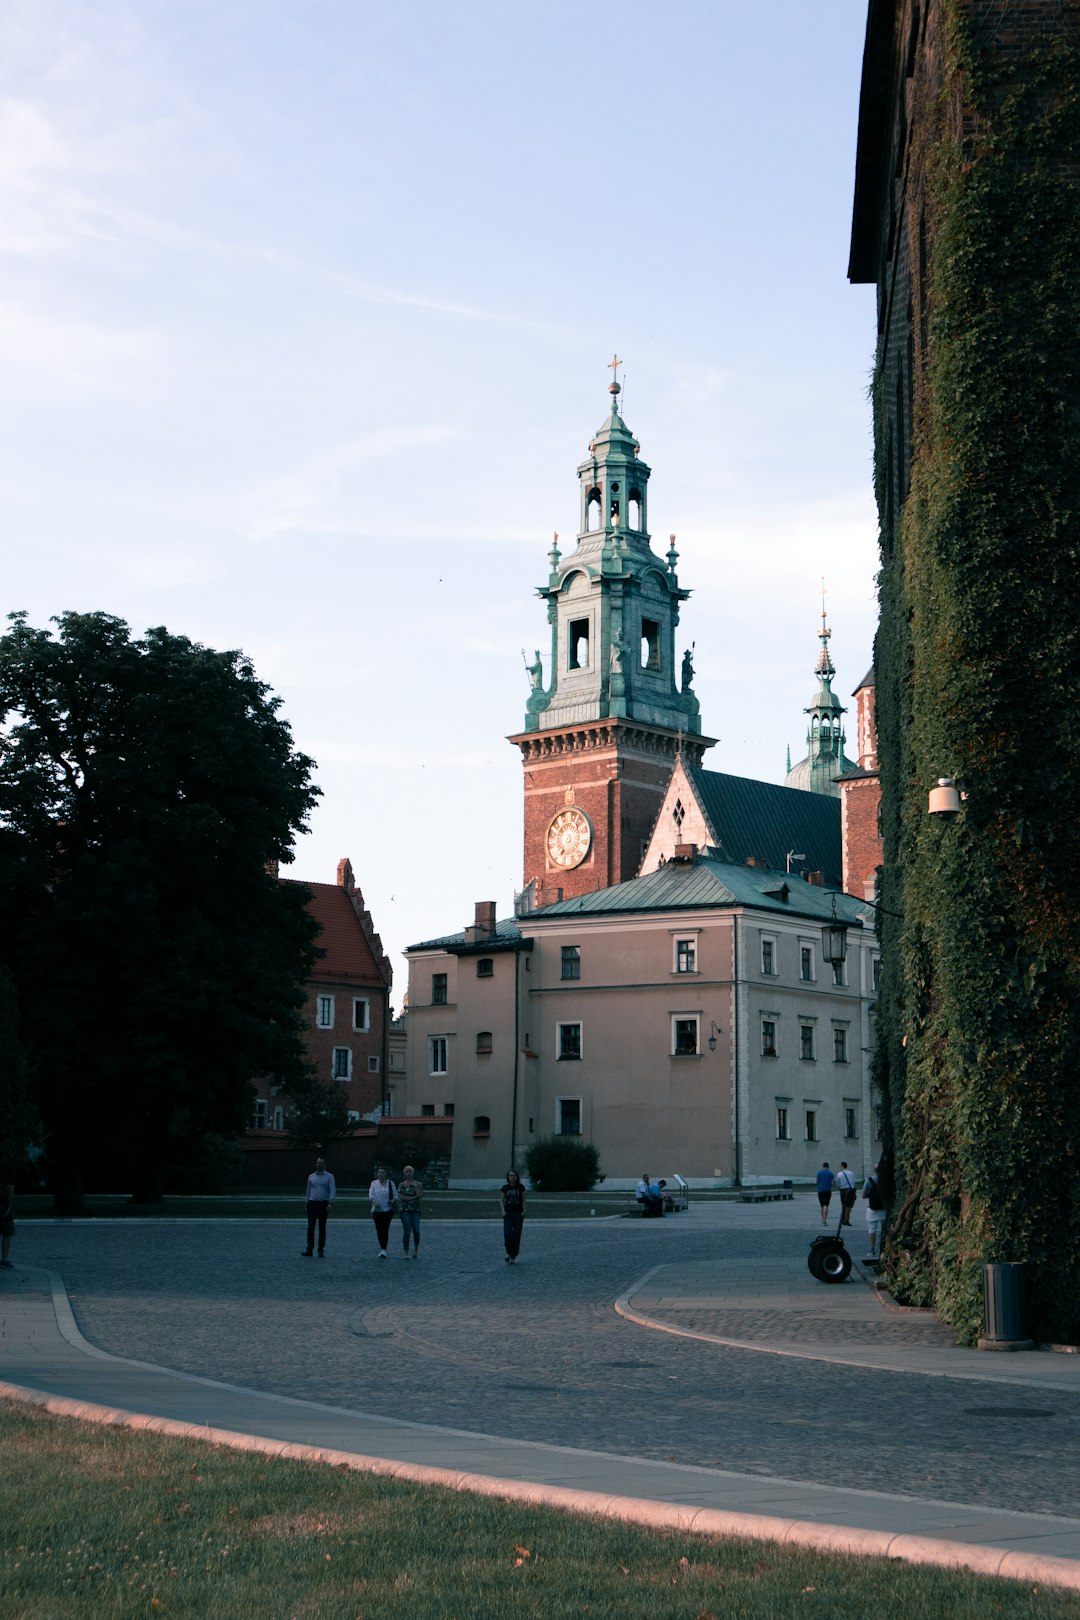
<box><xmin>783</xmin><ymin>602</ymin><xmax>856</xmax><ymax>797</ymax></box>
<box><xmin>518</xmin><ymin>364</ymin><xmax>704</xmax><ymax>739</ymax></box>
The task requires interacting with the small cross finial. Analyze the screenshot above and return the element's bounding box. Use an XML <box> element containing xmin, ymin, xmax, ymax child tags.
<box><xmin>608</xmin><ymin>353</ymin><xmax>622</xmax><ymax>398</ymax></box>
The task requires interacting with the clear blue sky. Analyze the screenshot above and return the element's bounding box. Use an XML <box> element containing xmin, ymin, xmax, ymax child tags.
<box><xmin>1</xmin><ymin>1</ymin><xmax>878</xmax><ymax>996</ymax></box>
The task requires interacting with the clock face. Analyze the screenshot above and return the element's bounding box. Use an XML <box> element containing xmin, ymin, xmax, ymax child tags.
<box><xmin>546</xmin><ymin>806</ymin><xmax>592</xmax><ymax>869</ymax></box>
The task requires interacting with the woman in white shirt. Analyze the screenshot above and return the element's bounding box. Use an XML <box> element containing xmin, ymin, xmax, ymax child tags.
<box><xmin>368</xmin><ymin>1166</ymin><xmax>397</xmax><ymax>1259</ymax></box>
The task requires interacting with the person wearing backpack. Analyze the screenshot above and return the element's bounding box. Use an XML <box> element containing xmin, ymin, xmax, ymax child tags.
<box><xmin>862</xmin><ymin>1163</ymin><xmax>885</xmax><ymax>1258</ymax></box>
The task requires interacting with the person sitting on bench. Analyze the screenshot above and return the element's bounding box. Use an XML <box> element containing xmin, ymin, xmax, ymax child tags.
<box><xmin>636</xmin><ymin>1173</ymin><xmax>664</xmax><ymax>1217</ymax></box>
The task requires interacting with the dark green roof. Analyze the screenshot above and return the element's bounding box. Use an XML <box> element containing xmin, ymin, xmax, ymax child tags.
<box><xmin>532</xmin><ymin>852</ymin><xmax>867</xmax><ymax>927</ymax></box>
<box><xmin>690</xmin><ymin>768</ymin><xmax>842</xmax><ymax>886</ymax></box>
<box><xmin>406</xmin><ymin>918</ymin><xmax>522</xmax><ymax>954</ymax></box>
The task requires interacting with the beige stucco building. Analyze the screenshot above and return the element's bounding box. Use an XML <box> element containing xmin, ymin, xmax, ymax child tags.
<box><xmin>401</xmin><ymin>854</ymin><xmax>879</xmax><ymax>1188</ymax></box>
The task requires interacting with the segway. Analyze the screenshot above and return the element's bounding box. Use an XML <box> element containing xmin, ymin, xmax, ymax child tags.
<box><xmin>807</xmin><ymin>1201</ymin><xmax>853</xmax><ymax>1283</ymax></box>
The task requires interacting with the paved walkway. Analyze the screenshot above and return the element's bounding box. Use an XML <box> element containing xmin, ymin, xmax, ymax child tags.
<box><xmin>3</xmin><ymin>1201</ymin><xmax>1080</xmax><ymax>1591</ymax></box>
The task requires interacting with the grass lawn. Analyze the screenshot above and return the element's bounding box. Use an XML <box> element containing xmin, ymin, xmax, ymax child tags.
<box><xmin>1</xmin><ymin>1404</ymin><xmax>1075</xmax><ymax>1619</ymax></box>
<box><xmin>14</xmin><ymin>1189</ymin><xmax>655</xmax><ymax>1221</ymax></box>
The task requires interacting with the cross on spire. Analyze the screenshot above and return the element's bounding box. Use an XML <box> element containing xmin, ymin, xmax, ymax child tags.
<box><xmin>607</xmin><ymin>353</ymin><xmax>622</xmax><ymax>399</ymax></box>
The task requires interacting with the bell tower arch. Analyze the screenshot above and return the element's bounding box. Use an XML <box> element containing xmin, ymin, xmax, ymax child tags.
<box><xmin>509</xmin><ymin>366</ymin><xmax>716</xmax><ymax>904</ymax></box>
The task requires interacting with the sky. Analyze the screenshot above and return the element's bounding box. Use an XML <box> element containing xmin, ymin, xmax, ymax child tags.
<box><xmin>1</xmin><ymin>0</ymin><xmax>879</xmax><ymax>999</ymax></box>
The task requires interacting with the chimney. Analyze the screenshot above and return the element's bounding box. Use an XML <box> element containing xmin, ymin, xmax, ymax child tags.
<box><xmin>806</xmin><ymin>870</ymin><xmax>825</xmax><ymax>887</ymax></box>
<box><xmin>673</xmin><ymin>842</ymin><xmax>697</xmax><ymax>863</ymax></box>
<box><xmin>337</xmin><ymin>857</ymin><xmax>355</xmax><ymax>894</ymax></box>
<box><xmin>745</xmin><ymin>855</ymin><xmax>762</xmax><ymax>869</ymax></box>
<box><xmin>264</xmin><ymin>859</ymin><xmax>279</xmax><ymax>880</ymax></box>
<box><xmin>475</xmin><ymin>900</ymin><xmax>497</xmax><ymax>939</ymax></box>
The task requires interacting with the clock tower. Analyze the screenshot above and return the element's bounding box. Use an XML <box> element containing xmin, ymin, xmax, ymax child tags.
<box><xmin>509</xmin><ymin>367</ymin><xmax>716</xmax><ymax>905</ymax></box>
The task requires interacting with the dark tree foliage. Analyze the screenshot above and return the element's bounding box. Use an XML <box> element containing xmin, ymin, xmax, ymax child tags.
<box><xmin>284</xmin><ymin>1081</ymin><xmax>357</xmax><ymax>1149</ymax></box>
<box><xmin>0</xmin><ymin>612</ymin><xmax>321</xmax><ymax>1211</ymax></box>
<box><xmin>0</xmin><ymin>968</ymin><xmax>41</xmax><ymax>1184</ymax></box>
<box><xmin>873</xmin><ymin>9</ymin><xmax>1080</xmax><ymax>1341</ymax></box>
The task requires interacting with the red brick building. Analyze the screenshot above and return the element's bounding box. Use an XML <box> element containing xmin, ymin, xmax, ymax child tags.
<box><xmin>250</xmin><ymin>857</ymin><xmax>392</xmax><ymax>1130</ymax></box>
<box><xmin>838</xmin><ymin>669</ymin><xmax>883</xmax><ymax>900</ymax></box>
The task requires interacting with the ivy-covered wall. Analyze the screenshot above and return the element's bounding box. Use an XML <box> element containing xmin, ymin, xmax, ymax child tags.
<box><xmin>872</xmin><ymin>1</ymin><xmax>1080</xmax><ymax>1343</ymax></box>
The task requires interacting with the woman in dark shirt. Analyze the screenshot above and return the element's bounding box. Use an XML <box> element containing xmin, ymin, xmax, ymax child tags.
<box><xmin>500</xmin><ymin>1170</ymin><xmax>526</xmax><ymax>1263</ymax></box>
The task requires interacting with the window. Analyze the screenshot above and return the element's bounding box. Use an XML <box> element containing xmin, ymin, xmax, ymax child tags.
<box><xmin>761</xmin><ymin>1018</ymin><xmax>778</xmax><ymax>1057</ymax></box>
<box><xmin>432</xmin><ymin>973</ymin><xmax>448</xmax><ymax>1006</ymax></box>
<box><xmin>799</xmin><ymin>1023</ymin><xmax>816</xmax><ymax>1061</ymax></box>
<box><xmin>569</xmin><ymin>618</ymin><xmax>589</xmax><ymax>669</ymax></box>
<box><xmin>252</xmin><ymin>1098</ymin><xmax>269</xmax><ymax>1128</ymax></box>
<box><xmin>421</xmin><ymin>1103</ymin><xmax>435</xmax><ymax>1117</ymax></box>
<box><xmin>845</xmin><ymin>1105</ymin><xmax>858</xmax><ymax>1140</ymax></box>
<box><xmin>561</xmin><ymin>945</ymin><xmax>581</xmax><ymax>981</ymax></box>
<box><xmin>557</xmin><ymin>1098</ymin><xmax>582</xmax><ymax>1136</ymax></box>
<box><xmin>443</xmin><ymin>1103</ymin><xmax>455</xmax><ymax>1117</ymax></box>
<box><xmin>776</xmin><ymin>1106</ymin><xmax>790</xmax><ymax>1141</ymax></box>
<box><xmin>833</xmin><ymin>1025</ymin><xmax>849</xmax><ymax>1063</ymax></box>
<box><xmin>674</xmin><ymin>937</ymin><xmax>697</xmax><ymax>974</ymax></box>
<box><xmin>332</xmin><ymin>1047</ymin><xmax>351</xmax><ymax>1080</ymax></box>
<box><xmin>558</xmin><ymin>1022</ymin><xmax>582</xmax><ymax>1060</ymax></box>
<box><xmin>272</xmin><ymin>1105</ymin><xmax>284</xmax><ymax>1131</ymax></box>
<box><xmin>831</xmin><ymin>959</ymin><xmax>846</xmax><ymax>987</ymax></box>
<box><xmin>368</xmin><ymin>1054</ymin><xmax>380</xmax><ymax>1073</ymax></box>
<box><xmin>353</xmin><ymin>997</ymin><xmax>369</xmax><ymax>1031</ymax></box>
<box><xmin>316</xmin><ymin>995</ymin><xmax>335</xmax><ymax>1029</ymax></box>
<box><xmin>473</xmin><ymin>1115</ymin><xmax>490</xmax><ymax>1137</ymax></box>
<box><xmin>476</xmin><ymin>1030</ymin><xmax>493</xmax><ymax>1055</ymax></box>
<box><xmin>872</xmin><ymin>956</ymin><xmax>882</xmax><ymax>992</ymax></box>
<box><xmin>641</xmin><ymin>617</ymin><xmax>660</xmax><ymax>670</ymax></box>
<box><xmin>430</xmin><ymin>1036</ymin><xmax>448</xmax><ymax>1074</ymax></box>
<box><xmin>761</xmin><ymin>937</ymin><xmax>776</xmax><ymax>976</ymax></box>
<box><xmin>800</xmin><ymin>944</ymin><xmax>815</xmax><ymax>982</ymax></box>
<box><xmin>673</xmin><ymin>1016</ymin><xmax>699</xmax><ymax>1056</ymax></box>
<box><xmin>476</xmin><ymin>958</ymin><xmax>494</xmax><ymax>978</ymax></box>
<box><xmin>805</xmin><ymin>1108</ymin><xmax>819</xmax><ymax>1143</ymax></box>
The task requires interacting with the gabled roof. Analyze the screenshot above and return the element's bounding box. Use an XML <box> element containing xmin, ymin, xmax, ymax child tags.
<box><xmin>531</xmin><ymin>852</ymin><xmax>867</xmax><ymax>927</ymax></box>
<box><xmin>284</xmin><ymin>880</ymin><xmax>391</xmax><ymax>988</ymax></box>
<box><xmin>690</xmin><ymin>768</ymin><xmax>842</xmax><ymax>887</ymax></box>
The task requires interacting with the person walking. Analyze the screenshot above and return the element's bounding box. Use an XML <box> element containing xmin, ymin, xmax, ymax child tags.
<box><xmin>863</xmin><ymin>1162</ymin><xmax>885</xmax><ymax>1258</ymax></box>
<box><xmin>397</xmin><ymin>1164</ymin><xmax>423</xmax><ymax>1259</ymax></box>
<box><xmin>835</xmin><ymin>1162</ymin><xmax>858</xmax><ymax>1226</ymax></box>
<box><xmin>0</xmin><ymin>1184</ymin><xmax>14</xmax><ymax>1268</ymax></box>
<box><xmin>500</xmin><ymin>1169</ymin><xmax>526</xmax><ymax>1263</ymax></box>
<box><xmin>815</xmin><ymin>1162</ymin><xmax>835</xmax><ymax>1225</ymax></box>
<box><xmin>368</xmin><ymin>1166</ymin><xmax>397</xmax><ymax>1259</ymax></box>
<box><xmin>301</xmin><ymin>1157</ymin><xmax>335</xmax><ymax>1257</ymax></box>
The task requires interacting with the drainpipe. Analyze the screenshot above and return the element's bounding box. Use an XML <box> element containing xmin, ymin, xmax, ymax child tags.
<box><xmin>732</xmin><ymin>913</ymin><xmax>741</xmax><ymax>1186</ymax></box>
<box><xmin>510</xmin><ymin>946</ymin><xmax>521</xmax><ymax>1172</ymax></box>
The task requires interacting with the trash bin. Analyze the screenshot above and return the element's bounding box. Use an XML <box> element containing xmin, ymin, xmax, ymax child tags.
<box><xmin>979</xmin><ymin>1262</ymin><xmax>1034</xmax><ymax>1350</ymax></box>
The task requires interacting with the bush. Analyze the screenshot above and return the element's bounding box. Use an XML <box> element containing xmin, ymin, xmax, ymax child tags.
<box><xmin>525</xmin><ymin>1136</ymin><xmax>601</xmax><ymax>1192</ymax></box>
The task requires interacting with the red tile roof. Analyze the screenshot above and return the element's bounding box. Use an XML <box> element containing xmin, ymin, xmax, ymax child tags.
<box><xmin>285</xmin><ymin>880</ymin><xmax>389</xmax><ymax>987</ymax></box>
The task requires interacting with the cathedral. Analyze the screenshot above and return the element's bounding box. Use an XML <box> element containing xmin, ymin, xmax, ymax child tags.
<box><xmin>399</xmin><ymin>377</ymin><xmax>882</xmax><ymax>1188</ymax></box>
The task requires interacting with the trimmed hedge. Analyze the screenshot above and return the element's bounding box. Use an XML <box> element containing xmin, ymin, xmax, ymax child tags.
<box><xmin>525</xmin><ymin>1136</ymin><xmax>602</xmax><ymax>1192</ymax></box>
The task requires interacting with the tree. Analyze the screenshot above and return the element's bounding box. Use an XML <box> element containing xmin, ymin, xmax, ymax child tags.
<box><xmin>284</xmin><ymin>1082</ymin><xmax>356</xmax><ymax>1149</ymax></box>
<box><xmin>0</xmin><ymin>968</ymin><xmax>41</xmax><ymax>1184</ymax></box>
<box><xmin>0</xmin><ymin>612</ymin><xmax>321</xmax><ymax>1211</ymax></box>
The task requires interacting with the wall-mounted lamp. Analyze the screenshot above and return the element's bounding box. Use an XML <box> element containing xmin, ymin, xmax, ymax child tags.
<box><xmin>821</xmin><ymin>893</ymin><xmax>848</xmax><ymax>964</ymax></box>
<box><xmin>707</xmin><ymin>1020</ymin><xmax>722</xmax><ymax>1052</ymax></box>
<box><xmin>928</xmin><ymin>777</ymin><xmax>964</xmax><ymax>821</ymax></box>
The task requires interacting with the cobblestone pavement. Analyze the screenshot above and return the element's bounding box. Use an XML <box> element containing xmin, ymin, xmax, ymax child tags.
<box><xmin>19</xmin><ymin>1210</ymin><xmax>1080</xmax><ymax>1518</ymax></box>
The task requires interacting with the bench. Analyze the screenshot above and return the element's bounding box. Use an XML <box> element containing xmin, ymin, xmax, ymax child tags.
<box><xmin>739</xmin><ymin>1185</ymin><xmax>794</xmax><ymax>1203</ymax></box>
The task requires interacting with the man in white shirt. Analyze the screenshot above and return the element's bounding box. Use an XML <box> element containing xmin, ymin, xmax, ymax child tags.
<box><xmin>302</xmin><ymin>1157</ymin><xmax>336</xmax><ymax>1257</ymax></box>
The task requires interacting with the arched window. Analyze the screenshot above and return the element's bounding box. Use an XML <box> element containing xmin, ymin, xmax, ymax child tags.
<box><xmin>586</xmin><ymin>488</ymin><xmax>602</xmax><ymax>531</ymax></box>
<box><xmin>473</xmin><ymin>1115</ymin><xmax>491</xmax><ymax>1137</ymax></box>
<box><xmin>628</xmin><ymin>489</ymin><xmax>642</xmax><ymax>529</ymax></box>
<box><xmin>476</xmin><ymin>1031</ymin><xmax>493</xmax><ymax>1054</ymax></box>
